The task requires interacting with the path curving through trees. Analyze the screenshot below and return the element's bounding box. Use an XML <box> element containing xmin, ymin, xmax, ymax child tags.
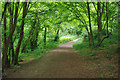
<box><xmin>6</xmin><ymin>39</ymin><xmax>118</xmax><ymax>78</ymax></box>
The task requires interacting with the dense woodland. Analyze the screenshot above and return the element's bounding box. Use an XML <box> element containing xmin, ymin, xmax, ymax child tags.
<box><xmin>1</xmin><ymin>1</ymin><xmax>119</xmax><ymax>73</ymax></box>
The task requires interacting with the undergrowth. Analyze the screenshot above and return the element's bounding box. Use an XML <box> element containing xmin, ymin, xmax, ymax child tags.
<box><xmin>73</xmin><ymin>33</ymin><xmax>119</xmax><ymax>56</ymax></box>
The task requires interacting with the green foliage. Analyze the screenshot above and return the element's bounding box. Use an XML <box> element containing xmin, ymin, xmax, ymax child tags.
<box><xmin>18</xmin><ymin>53</ymin><xmax>25</xmax><ymax>62</ymax></box>
<box><xmin>100</xmin><ymin>74</ymin><xmax>104</xmax><ymax>78</ymax></box>
<box><xmin>73</xmin><ymin>37</ymin><xmax>89</xmax><ymax>51</ymax></box>
<box><xmin>89</xmin><ymin>52</ymin><xmax>96</xmax><ymax>56</ymax></box>
<box><xmin>118</xmin><ymin>59</ymin><xmax>120</xmax><ymax>64</ymax></box>
<box><xmin>108</xmin><ymin>65</ymin><xmax>114</xmax><ymax>69</ymax></box>
<box><xmin>2</xmin><ymin>2</ymin><xmax>118</xmax><ymax>69</ymax></box>
<box><xmin>2</xmin><ymin>73</ymin><xmax>7</xmax><ymax>77</ymax></box>
<box><xmin>13</xmin><ymin>65</ymin><xmax>20</xmax><ymax>72</ymax></box>
<box><xmin>73</xmin><ymin>33</ymin><xmax>118</xmax><ymax>56</ymax></box>
<box><xmin>109</xmin><ymin>74</ymin><xmax>114</xmax><ymax>78</ymax></box>
<box><xmin>102</xmin><ymin>33</ymin><xmax>118</xmax><ymax>46</ymax></box>
<box><xmin>106</xmin><ymin>55</ymin><xmax>111</xmax><ymax>58</ymax></box>
<box><xmin>116</xmin><ymin>47</ymin><xmax>120</xmax><ymax>53</ymax></box>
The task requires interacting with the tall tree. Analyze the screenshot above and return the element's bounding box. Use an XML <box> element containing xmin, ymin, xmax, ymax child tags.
<box><xmin>14</xmin><ymin>2</ymin><xmax>29</xmax><ymax>65</ymax></box>
<box><xmin>97</xmin><ymin>2</ymin><xmax>109</xmax><ymax>46</ymax></box>
<box><xmin>97</xmin><ymin>2</ymin><xmax>104</xmax><ymax>46</ymax></box>
<box><xmin>2</xmin><ymin>2</ymin><xmax>19</xmax><ymax>68</ymax></box>
<box><xmin>87</xmin><ymin>2</ymin><xmax>95</xmax><ymax>47</ymax></box>
<box><xmin>44</xmin><ymin>27</ymin><xmax>47</xmax><ymax>45</ymax></box>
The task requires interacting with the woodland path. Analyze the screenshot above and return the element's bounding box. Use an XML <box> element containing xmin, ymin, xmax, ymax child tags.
<box><xmin>6</xmin><ymin>39</ymin><xmax>118</xmax><ymax>78</ymax></box>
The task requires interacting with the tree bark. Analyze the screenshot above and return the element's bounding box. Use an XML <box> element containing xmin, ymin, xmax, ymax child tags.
<box><xmin>97</xmin><ymin>2</ymin><xmax>101</xmax><ymax>44</ymax></box>
<box><xmin>54</xmin><ymin>29</ymin><xmax>59</xmax><ymax>41</ymax></box>
<box><xmin>2</xmin><ymin>11</ymin><xmax>9</xmax><ymax>68</ymax></box>
<box><xmin>0</xmin><ymin>2</ymin><xmax>9</xmax><ymax>25</ymax></box>
<box><xmin>98</xmin><ymin>2</ymin><xmax>109</xmax><ymax>46</ymax></box>
<box><xmin>14</xmin><ymin>2</ymin><xmax>27</xmax><ymax>65</ymax></box>
<box><xmin>87</xmin><ymin>2</ymin><xmax>95</xmax><ymax>47</ymax></box>
<box><xmin>44</xmin><ymin>27</ymin><xmax>47</xmax><ymax>45</ymax></box>
<box><xmin>106</xmin><ymin>2</ymin><xmax>109</xmax><ymax>35</ymax></box>
<box><xmin>97</xmin><ymin>2</ymin><xmax>104</xmax><ymax>46</ymax></box>
<box><xmin>30</xmin><ymin>19</ymin><xmax>37</xmax><ymax>51</ymax></box>
<box><xmin>8</xmin><ymin>2</ymin><xmax>15</xmax><ymax>64</ymax></box>
<box><xmin>2</xmin><ymin>2</ymin><xmax>19</xmax><ymax>68</ymax></box>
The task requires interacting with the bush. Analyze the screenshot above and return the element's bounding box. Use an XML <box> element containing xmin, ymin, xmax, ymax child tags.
<box><xmin>73</xmin><ymin>32</ymin><xmax>118</xmax><ymax>56</ymax></box>
<box><xmin>18</xmin><ymin>53</ymin><xmax>25</xmax><ymax>61</ymax></box>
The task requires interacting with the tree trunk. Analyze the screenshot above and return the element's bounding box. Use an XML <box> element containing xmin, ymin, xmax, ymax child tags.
<box><xmin>35</xmin><ymin>19</ymin><xmax>40</xmax><ymax>48</ymax></box>
<box><xmin>8</xmin><ymin>2</ymin><xmax>15</xmax><ymax>65</ymax></box>
<box><xmin>106</xmin><ymin>2</ymin><xmax>109</xmax><ymax>35</ymax></box>
<box><xmin>14</xmin><ymin>2</ymin><xmax>27</xmax><ymax>65</ymax></box>
<box><xmin>97</xmin><ymin>2</ymin><xmax>101</xmax><ymax>44</ymax></box>
<box><xmin>0</xmin><ymin>2</ymin><xmax>9</xmax><ymax>25</ymax></box>
<box><xmin>97</xmin><ymin>2</ymin><xmax>104</xmax><ymax>46</ymax></box>
<box><xmin>98</xmin><ymin>2</ymin><xmax>109</xmax><ymax>46</ymax></box>
<box><xmin>2</xmin><ymin>11</ymin><xmax>9</xmax><ymax>68</ymax></box>
<box><xmin>54</xmin><ymin>29</ymin><xmax>59</xmax><ymax>41</ymax></box>
<box><xmin>44</xmin><ymin>27</ymin><xmax>47</xmax><ymax>45</ymax></box>
<box><xmin>30</xmin><ymin>19</ymin><xmax>36</xmax><ymax>51</ymax></box>
<box><xmin>2</xmin><ymin>2</ymin><xmax>19</xmax><ymax>68</ymax></box>
<box><xmin>87</xmin><ymin>2</ymin><xmax>95</xmax><ymax>47</ymax></box>
<box><xmin>35</xmin><ymin>30</ymin><xmax>39</xmax><ymax>47</ymax></box>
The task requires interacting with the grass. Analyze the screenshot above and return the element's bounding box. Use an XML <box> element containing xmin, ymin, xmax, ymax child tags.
<box><xmin>2</xmin><ymin>73</ymin><xmax>7</xmax><ymax>77</ymax></box>
<box><xmin>100</xmin><ymin>74</ymin><xmax>104</xmax><ymax>78</ymax></box>
<box><xmin>18</xmin><ymin>35</ymin><xmax>78</xmax><ymax>63</ymax></box>
<box><xmin>12</xmin><ymin>65</ymin><xmax>20</xmax><ymax>72</ymax></box>
<box><xmin>73</xmin><ymin>33</ymin><xmax>119</xmax><ymax>56</ymax></box>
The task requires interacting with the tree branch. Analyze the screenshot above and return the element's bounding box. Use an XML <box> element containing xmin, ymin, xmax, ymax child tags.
<box><xmin>100</xmin><ymin>3</ymin><xmax>104</xmax><ymax>18</ymax></box>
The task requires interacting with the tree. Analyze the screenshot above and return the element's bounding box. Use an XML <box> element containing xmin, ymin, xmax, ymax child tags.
<box><xmin>2</xmin><ymin>2</ymin><xmax>19</xmax><ymax>68</ymax></box>
<box><xmin>87</xmin><ymin>2</ymin><xmax>95</xmax><ymax>47</ymax></box>
<box><xmin>14</xmin><ymin>2</ymin><xmax>29</xmax><ymax>65</ymax></box>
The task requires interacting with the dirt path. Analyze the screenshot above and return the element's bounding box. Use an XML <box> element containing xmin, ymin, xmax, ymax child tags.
<box><xmin>6</xmin><ymin>39</ymin><xmax>118</xmax><ymax>78</ymax></box>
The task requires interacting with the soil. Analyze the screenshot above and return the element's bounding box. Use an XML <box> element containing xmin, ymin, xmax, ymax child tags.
<box><xmin>4</xmin><ymin>39</ymin><xmax>119</xmax><ymax>78</ymax></box>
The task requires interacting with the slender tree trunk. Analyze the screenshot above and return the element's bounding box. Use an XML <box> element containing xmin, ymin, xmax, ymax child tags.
<box><xmin>30</xmin><ymin>19</ymin><xmax>36</xmax><ymax>51</ymax></box>
<box><xmin>11</xmin><ymin>41</ymin><xmax>15</xmax><ymax>64</ymax></box>
<box><xmin>97</xmin><ymin>2</ymin><xmax>101</xmax><ymax>44</ymax></box>
<box><xmin>0</xmin><ymin>2</ymin><xmax>9</xmax><ymax>25</ymax></box>
<box><xmin>110</xmin><ymin>18</ymin><xmax>113</xmax><ymax>34</ymax></box>
<box><xmin>2</xmin><ymin>2</ymin><xmax>19</xmax><ymax>68</ymax></box>
<box><xmin>14</xmin><ymin>2</ymin><xmax>27</xmax><ymax>65</ymax></box>
<box><xmin>87</xmin><ymin>2</ymin><xmax>95</xmax><ymax>47</ymax></box>
<box><xmin>2</xmin><ymin>11</ymin><xmax>9</xmax><ymax>68</ymax></box>
<box><xmin>98</xmin><ymin>2</ymin><xmax>109</xmax><ymax>46</ymax></box>
<box><xmin>35</xmin><ymin>19</ymin><xmax>40</xmax><ymax>48</ymax></box>
<box><xmin>8</xmin><ymin>2</ymin><xmax>14</xmax><ymax>65</ymax></box>
<box><xmin>44</xmin><ymin>27</ymin><xmax>47</xmax><ymax>45</ymax></box>
<box><xmin>35</xmin><ymin>30</ymin><xmax>39</xmax><ymax>47</ymax></box>
<box><xmin>106</xmin><ymin>2</ymin><xmax>109</xmax><ymax>35</ymax></box>
<box><xmin>57</xmin><ymin>29</ymin><xmax>59</xmax><ymax>35</ymax></box>
<box><xmin>97</xmin><ymin>2</ymin><xmax>104</xmax><ymax>46</ymax></box>
<box><xmin>54</xmin><ymin>29</ymin><xmax>59</xmax><ymax>41</ymax></box>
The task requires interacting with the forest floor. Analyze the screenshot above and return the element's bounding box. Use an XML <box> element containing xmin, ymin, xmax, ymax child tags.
<box><xmin>4</xmin><ymin>39</ymin><xmax>118</xmax><ymax>78</ymax></box>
